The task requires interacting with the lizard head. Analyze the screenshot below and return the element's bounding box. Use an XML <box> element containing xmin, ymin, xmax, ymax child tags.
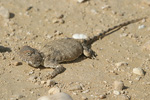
<box><xmin>19</xmin><ymin>46</ymin><xmax>43</xmax><ymax>67</ymax></box>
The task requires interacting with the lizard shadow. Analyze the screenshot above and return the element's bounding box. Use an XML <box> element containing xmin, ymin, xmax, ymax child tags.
<box><xmin>103</xmin><ymin>26</ymin><xmax>122</xmax><ymax>38</ymax></box>
<box><xmin>0</xmin><ymin>46</ymin><xmax>12</xmax><ymax>53</ymax></box>
<box><xmin>37</xmin><ymin>56</ymin><xmax>86</xmax><ymax>70</ymax></box>
<box><xmin>63</xmin><ymin>55</ymin><xmax>87</xmax><ymax>64</ymax></box>
<box><xmin>9</xmin><ymin>12</ymin><xmax>15</xmax><ymax>19</ymax></box>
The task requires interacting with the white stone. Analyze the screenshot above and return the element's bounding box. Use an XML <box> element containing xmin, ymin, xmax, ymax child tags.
<box><xmin>133</xmin><ymin>68</ymin><xmax>144</xmax><ymax>76</ymax></box>
<box><xmin>138</xmin><ymin>25</ymin><xmax>145</xmax><ymax>29</ymax></box>
<box><xmin>0</xmin><ymin>6</ymin><xmax>10</xmax><ymax>19</ymax></box>
<box><xmin>72</xmin><ymin>34</ymin><xmax>88</xmax><ymax>39</ymax></box>
<box><xmin>37</xmin><ymin>93</ymin><xmax>73</xmax><ymax>100</ymax></box>
<box><xmin>48</xmin><ymin>87</ymin><xmax>61</xmax><ymax>95</ymax></box>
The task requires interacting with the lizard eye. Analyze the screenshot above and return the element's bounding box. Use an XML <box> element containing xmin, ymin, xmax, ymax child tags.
<box><xmin>26</xmin><ymin>52</ymin><xmax>32</xmax><ymax>56</ymax></box>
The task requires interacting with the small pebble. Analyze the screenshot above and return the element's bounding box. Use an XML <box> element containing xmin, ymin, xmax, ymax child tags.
<box><xmin>28</xmin><ymin>76</ymin><xmax>37</xmax><ymax>82</ymax></box>
<box><xmin>72</xmin><ymin>34</ymin><xmax>88</xmax><ymax>39</ymax></box>
<box><xmin>0</xmin><ymin>6</ymin><xmax>10</xmax><ymax>19</ymax></box>
<box><xmin>48</xmin><ymin>87</ymin><xmax>61</xmax><ymax>95</ymax></box>
<box><xmin>129</xmin><ymin>81</ymin><xmax>133</xmax><ymax>84</ymax></box>
<box><xmin>114</xmin><ymin>81</ymin><xmax>124</xmax><ymax>90</ymax></box>
<box><xmin>99</xmin><ymin>94</ymin><xmax>106</xmax><ymax>99</ymax></box>
<box><xmin>27</xmin><ymin>32</ymin><xmax>31</xmax><ymax>35</ymax></box>
<box><xmin>120</xmin><ymin>33</ymin><xmax>128</xmax><ymax>37</ymax></box>
<box><xmin>38</xmin><ymin>93</ymin><xmax>73</xmax><ymax>100</ymax></box>
<box><xmin>41</xmin><ymin>81</ymin><xmax>46</xmax><ymax>85</ymax></box>
<box><xmin>133</xmin><ymin>68</ymin><xmax>145</xmax><ymax>76</ymax></box>
<box><xmin>101</xmin><ymin>5</ymin><xmax>111</xmax><ymax>10</ymax></box>
<box><xmin>52</xmin><ymin>18</ymin><xmax>64</xmax><ymax>24</ymax></box>
<box><xmin>113</xmin><ymin>90</ymin><xmax>120</xmax><ymax>95</ymax></box>
<box><xmin>82</xmin><ymin>90</ymin><xmax>90</xmax><ymax>93</ymax></box>
<box><xmin>46</xmin><ymin>34</ymin><xmax>52</xmax><ymax>39</ymax></box>
<box><xmin>138</xmin><ymin>25</ymin><xmax>145</xmax><ymax>29</ymax></box>
<box><xmin>115</xmin><ymin>62</ymin><xmax>128</xmax><ymax>67</ymax></box>
<box><xmin>28</xmin><ymin>70</ymin><xmax>34</xmax><ymax>75</ymax></box>
<box><xmin>46</xmin><ymin>80</ymin><xmax>56</xmax><ymax>86</ymax></box>
<box><xmin>69</xmin><ymin>85</ymin><xmax>82</xmax><ymax>91</ymax></box>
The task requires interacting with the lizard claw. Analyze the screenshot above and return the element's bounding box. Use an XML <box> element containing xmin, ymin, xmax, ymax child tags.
<box><xmin>90</xmin><ymin>52</ymin><xmax>97</xmax><ymax>59</ymax></box>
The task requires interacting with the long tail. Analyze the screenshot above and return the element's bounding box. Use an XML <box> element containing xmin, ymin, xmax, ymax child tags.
<box><xmin>84</xmin><ymin>17</ymin><xmax>147</xmax><ymax>45</ymax></box>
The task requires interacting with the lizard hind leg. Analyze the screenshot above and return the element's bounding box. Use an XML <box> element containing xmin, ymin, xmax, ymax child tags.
<box><xmin>82</xmin><ymin>45</ymin><xmax>97</xmax><ymax>59</ymax></box>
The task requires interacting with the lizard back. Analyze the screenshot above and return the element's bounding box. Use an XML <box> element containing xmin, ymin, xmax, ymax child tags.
<box><xmin>41</xmin><ymin>38</ymin><xmax>83</xmax><ymax>63</ymax></box>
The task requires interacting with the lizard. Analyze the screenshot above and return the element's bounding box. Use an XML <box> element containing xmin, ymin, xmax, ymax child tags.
<box><xmin>19</xmin><ymin>17</ymin><xmax>146</xmax><ymax>78</ymax></box>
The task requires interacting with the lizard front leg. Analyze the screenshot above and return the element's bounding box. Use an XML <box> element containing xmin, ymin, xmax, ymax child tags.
<box><xmin>44</xmin><ymin>58</ymin><xmax>66</xmax><ymax>78</ymax></box>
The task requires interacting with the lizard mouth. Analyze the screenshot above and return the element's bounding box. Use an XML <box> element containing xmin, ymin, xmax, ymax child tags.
<box><xmin>28</xmin><ymin>61</ymin><xmax>41</xmax><ymax>68</ymax></box>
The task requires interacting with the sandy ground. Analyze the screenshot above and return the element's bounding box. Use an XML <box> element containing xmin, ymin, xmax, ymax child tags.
<box><xmin>0</xmin><ymin>0</ymin><xmax>150</xmax><ymax>100</ymax></box>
